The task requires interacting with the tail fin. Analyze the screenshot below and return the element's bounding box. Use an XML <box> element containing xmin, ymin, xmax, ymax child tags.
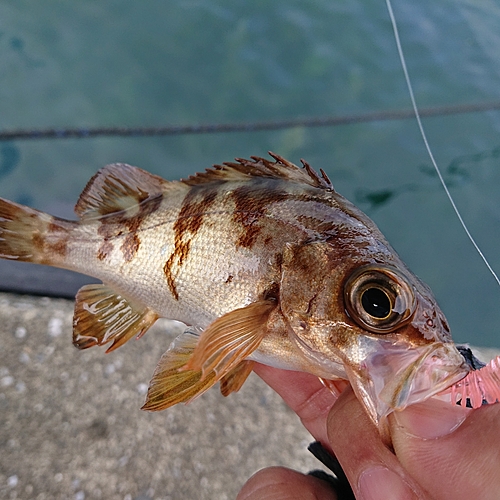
<box><xmin>0</xmin><ymin>197</ymin><xmax>74</xmax><ymax>266</ymax></box>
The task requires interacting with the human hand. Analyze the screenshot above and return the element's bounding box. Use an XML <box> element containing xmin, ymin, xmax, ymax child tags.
<box><xmin>237</xmin><ymin>364</ymin><xmax>500</xmax><ymax>500</ymax></box>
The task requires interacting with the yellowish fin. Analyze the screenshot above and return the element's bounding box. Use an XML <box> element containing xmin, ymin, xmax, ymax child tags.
<box><xmin>219</xmin><ymin>360</ymin><xmax>256</xmax><ymax>397</ymax></box>
<box><xmin>184</xmin><ymin>299</ymin><xmax>276</xmax><ymax>379</ymax></box>
<box><xmin>142</xmin><ymin>328</ymin><xmax>218</xmax><ymax>411</ymax></box>
<box><xmin>143</xmin><ymin>299</ymin><xmax>274</xmax><ymax>411</ymax></box>
<box><xmin>73</xmin><ymin>284</ymin><xmax>158</xmax><ymax>352</ymax></box>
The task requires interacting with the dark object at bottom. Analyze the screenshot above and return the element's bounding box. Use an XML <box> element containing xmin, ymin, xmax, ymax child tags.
<box><xmin>457</xmin><ymin>345</ymin><xmax>486</xmax><ymax>370</ymax></box>
<box><xmin>456</xmin><ymin>345</ymin><xmax>490</xmax><ymax>408</ymax></box>
<box><xmin>308</xmin><ymin>441</ymin><xmax>355</xmax><ymax>499</ymax></box>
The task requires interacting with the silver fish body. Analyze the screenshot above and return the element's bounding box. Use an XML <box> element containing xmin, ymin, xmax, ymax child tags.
<box><xmin>0</xmin><ymin>153</ymin><xmax>469</xmax><ymax>431</ymax></box>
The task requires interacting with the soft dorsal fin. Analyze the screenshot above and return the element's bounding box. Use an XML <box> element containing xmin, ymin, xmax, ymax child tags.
<box><xmin>75</xmin><ymin>163</ymin><xmax>172</xmax><ymax>219</ymax></box>
<box><xmin>182</xmin><ymin>152</ymin><xmax>334</xmax><ymax>191</ymax></box>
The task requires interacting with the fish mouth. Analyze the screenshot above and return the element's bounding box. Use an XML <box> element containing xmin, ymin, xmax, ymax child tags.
<box><xmin>344</xmin><ymin>339</ymin><xmax>470</xmax><ymax>429</ymax></box>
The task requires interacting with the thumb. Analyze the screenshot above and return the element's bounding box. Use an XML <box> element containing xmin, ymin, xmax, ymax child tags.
<box><xmin>389</xmin><ymin>398</ymin><xmax>500</xmax><ymax>500</ymax></box>
<box><xmin>327</xmin><ymin>387</ymin><xmax>428</xmax><ymax>499</ymax></box>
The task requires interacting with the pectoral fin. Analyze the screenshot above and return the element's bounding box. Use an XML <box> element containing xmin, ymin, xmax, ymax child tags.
<box><xmin>184</xmin><ymin>299</ymin><xmax>276</xmax><ymax>379</ymax></box>
<box><xmin>142</xmin><ymin>328</ymin><xmax>217</xmax><ymax>411</ymax></box>
<box><xmin>73</xmin><ymin>284</ymin><xmax>158</xmax><ymax>352</ymax></box>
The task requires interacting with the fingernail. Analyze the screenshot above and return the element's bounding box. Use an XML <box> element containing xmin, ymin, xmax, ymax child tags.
<box><xmin>394</xmin><ymin>398</ymin><xmax>470</xmax><ymax>439</ymax></box>
<box><xmin>358</xmin><ymin>466</ymin><xmax>416</xmax><ymax>500</ymax></box>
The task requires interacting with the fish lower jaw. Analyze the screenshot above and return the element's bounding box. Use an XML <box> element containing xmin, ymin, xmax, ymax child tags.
<box><xmin>387</xmin><ymin>345</ymin><xmax>470</xmax><ymax>410</ymax></box>
<box><xmin>346</xmin><ymin>342</ymin><xmax>470</xmax><ymax>429</ymax></box>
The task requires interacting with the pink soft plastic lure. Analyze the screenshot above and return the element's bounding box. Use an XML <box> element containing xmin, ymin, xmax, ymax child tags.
<box><xmin>447</xmin><ymin>356</ymin><xmax>500</xmax><ymax>409</ymax></box>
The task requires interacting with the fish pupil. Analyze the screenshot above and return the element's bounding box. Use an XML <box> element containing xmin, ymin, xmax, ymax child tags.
<box><xmin>361</xmin><ymin>287</ymin><xmax>391</xmax><ymax>319</ymax></box>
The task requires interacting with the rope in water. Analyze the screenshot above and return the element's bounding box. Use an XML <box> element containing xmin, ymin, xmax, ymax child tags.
<box><xmin>1</xmin><ymin>100</ymin><xmax>500</xmax><ymax>141</ymax></box>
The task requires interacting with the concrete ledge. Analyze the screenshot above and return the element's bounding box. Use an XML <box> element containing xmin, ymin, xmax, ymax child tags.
<box><xmin>0</xmin><ymin>293</ymin><xmax>322</xmax><ymax>500</ymax></box>
<box><xmin>1</xmin><ymin>292</ymin><xmax>498</xmax><ymax>499</ymax></box>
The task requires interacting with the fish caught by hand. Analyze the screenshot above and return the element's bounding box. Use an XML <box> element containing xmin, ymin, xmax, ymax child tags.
<box><xmin>0</xmin><ymin>152</ymin><xmax>488</xmax><ymax>435</ymax></box>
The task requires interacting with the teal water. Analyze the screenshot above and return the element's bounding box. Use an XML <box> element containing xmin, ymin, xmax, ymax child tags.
<box><xmin>1</xmin><ymin>1</ymin><xmax>500</xmax><ymax>346</ymax></box>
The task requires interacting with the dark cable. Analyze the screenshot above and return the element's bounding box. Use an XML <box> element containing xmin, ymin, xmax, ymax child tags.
<box><xmin>2</xmin><ymin>100</ymin><xmax>500</xmax><ymax>141</ymax></box>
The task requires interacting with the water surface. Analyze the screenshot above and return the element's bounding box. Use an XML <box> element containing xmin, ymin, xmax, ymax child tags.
<box><xmin>1</xmin><ymin>0</ymin><xmax>500</xmax><ymax>346</ymax></box>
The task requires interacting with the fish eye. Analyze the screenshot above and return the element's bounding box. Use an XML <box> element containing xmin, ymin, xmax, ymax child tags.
<box><xmin>344</xmin><ymin>265</ymin><xmax>416</xmax><ymax>333</ymax></box>
<box><xmin>361</xmin><ymin>287</ymin><xmax>391</xmax><ymax>319</ymax></box>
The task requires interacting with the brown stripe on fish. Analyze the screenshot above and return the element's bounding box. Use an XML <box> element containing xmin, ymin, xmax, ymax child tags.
<box><xmin>118</xmin><ymin>193</ymin><xmax>163</xmax><ymax>262</ymax></box>
<box><xmin>96</xmin><ymin>193</ymin><xmax>163</xmax><ymax>262</ymax></box>
<box><xmin>163</xmin><ymin>239</ymin><xmax>191</xmax><ymax>301</ymax></box>
<box><xmin>163</xmin><ymin>258</ymin><xmax>179</xmax><ymax>300</ymax></box>
<box><xmin>121</xmin><ymin>233</ymin><xmax>141</xmax><ymax>262</ymax></box>
<box><xmin>163</xmin><ymin>187</ymin><xmax>218</xmax><ymax>300</ymax></box>
<box><xmin>97</xmin><ymin>223</ymin><xmax>119</xmax><ymax>261</ymax></box>
<box><xmin>32</xmin><ymin>218</ymin><xmax>73</xmax><ymax>264</ymax></box>
<box><xmin>97</xmin><ymin>240</ymin><xmax>114</xmax><ymax>261</ymax></box>
<box><xmin>173</xmin><ymin>188</ymin><xmax>218</xmax><ymax>237</ymax></box>
<box><xmin>231</xmin><ymin>182</ymin><xmax>288</xmax><ymax>249</ymax></box>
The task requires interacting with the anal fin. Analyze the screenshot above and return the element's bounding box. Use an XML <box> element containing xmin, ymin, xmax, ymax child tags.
<box><xmin>73</xmin><ymin>284</ymin><xmax>158</xmax><ymax>352</ymax></box>
<box><xmin>142</xmin><ymin>328</ymin><xmax>217</xmax><ymax>411</ymax></box>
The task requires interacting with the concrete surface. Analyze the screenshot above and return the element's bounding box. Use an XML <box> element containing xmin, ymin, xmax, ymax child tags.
<box><xmin>0</xmin><ymin>292</ymin><xmax>326</xmax><ymax>500</ymax></box>
<box><xmin>1</xmin><ymin>292</ymin><xmax>499</xmax><ymax>500</ymax></box>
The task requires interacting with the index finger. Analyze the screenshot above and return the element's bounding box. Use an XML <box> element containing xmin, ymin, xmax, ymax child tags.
<box><xmin>253</xmin><ymin>363</ymin><xmax>342</xmax><ymax>448</ymax></box>
<box><xmin>328</xmin><ymin>387</ymin><xmax>429</xmax><ymax>499</ymax></box>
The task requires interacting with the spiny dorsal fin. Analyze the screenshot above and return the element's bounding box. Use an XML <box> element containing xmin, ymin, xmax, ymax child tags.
<box><xmin>142</xmin><ymin>328</ymin><xmax>218</xmax><ymax>411</ymax></box>
<box><xmin>182</xmin><ymin>152</ymin><xmax>334</xmax><ymax>191</ymax></box>
<box><xmin>73</xmin><ymin>283</ymin><xmax>158</xmax><ymax>353</ymax></box>
<box><xmin>75</xmin><ymin>163</ymin><xmax>172</xmax><ymax>219</ymax></box>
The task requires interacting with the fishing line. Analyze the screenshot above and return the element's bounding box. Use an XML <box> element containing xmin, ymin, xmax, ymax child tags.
<box><xmin>385</xmin><ymin>0</ymin><xmax>500</xmax><ymax>288</ymax></box>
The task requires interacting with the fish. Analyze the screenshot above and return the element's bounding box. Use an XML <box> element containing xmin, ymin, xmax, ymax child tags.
<box><xmin>0</xmin><ymin>152</ymin><xmax>471</xmax><ymax>434</ymax></box>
